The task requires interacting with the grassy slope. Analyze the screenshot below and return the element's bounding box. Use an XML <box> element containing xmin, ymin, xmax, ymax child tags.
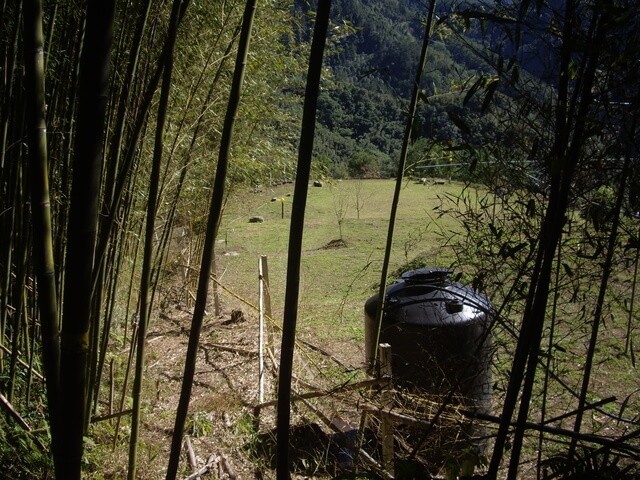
<box><xmin>216</xmin><ymin>178</ymin><xmax>463</xmax><ymax>356</ymax></box>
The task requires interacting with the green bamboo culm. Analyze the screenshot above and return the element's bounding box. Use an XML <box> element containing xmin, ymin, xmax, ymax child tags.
<box><xmin>8</xmin><ymin>197</ymin><xmax>28</xmax><ymax>404</ymax></box>
<box><xmin>371</xmin><ymin>0</ymin><xmax>437</xmax><ymax>368</ymax></box>
<box><xmin>59</xmin><ymin>1</ymin><xmax>116</xmax><ymax>478</ymax></box>
<box><xmin>91</xmin><ymin>0</ymin><xmax>154</xmax><ymax>409</ymax></box>
<box><xmin>127</xmin><ymin>0</ymin><xmax>190</xmax><ymax>478</ymax></box>
<box><xmin>568</xmin><ymin>155</ymin><xmax>631</xmax><ymax>459</ymax></box>
<box><xmin>164</xmin><ymin>1</ymin><xmax>257</xmax><ymax>478</ymax></box>
<box><xmin>276</xmin><ymin>1</ymin><xmax>331</xmax><ymax>479</ymax></box>
<box><xmin>92</xmin><ymin>0</ymin><xmax>185</xmax><ymax>296</ymax></box>
<box><xmin>0</xmin><ymin>5</ymin><xmax>22</xmax><ymax>362</ymax></box>
<box><xmin>22</xmin><ymin>0</ymin><xmax>63</xmax><ymax>474</ymax></box>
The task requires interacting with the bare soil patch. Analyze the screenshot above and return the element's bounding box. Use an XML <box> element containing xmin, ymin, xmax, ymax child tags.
<box><xmin>322</xmin><ymin>239</ymin><xmax>348</xmax><ymax>249</ymax></box>
<box><xmin>129</xmin><ymin>290</ymin><xmax>370</xmax><ymax>480</ymax></box>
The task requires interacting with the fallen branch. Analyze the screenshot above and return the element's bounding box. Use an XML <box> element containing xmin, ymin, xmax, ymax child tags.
<box><xmin>91</xmin><ymin>408</ymin><xmax>133</xmax><ymax>423</ymax></box>
<box><xmin>542</xmin><ymin>396</ymin><xmax>617</xmax><ymax>425</ymax></box>
<box><xmin>298</xmin><ymin>338</ymin><xmax>351</xmax><ymax>370</ymax></box>
<box><xmin>0</xmin><ymin>344</ymin><xmax>44</xmax><ymax>381</ymax></box>
<box><xmin>253</xmin><ymin>376</ymin><xmax>390</xmax><ymax>415</ymax></box>
<box><xmin>223</xmin><ymin>412</ymin><xmax>232</xmax><ymax>429</ymax></box>
<box><xmin>0</xmin><ymin>392</ymin><xmax>46</xmax><ymax>451</ymax></box>
<box><xmin>360</xmin><ymin>403</ymin><xmax>440</xmax><ymax>428</ymax></box>
<box><xmin>200</xmin><ymin>342</ymin><xmax>257</xmax><ymax>357</ymax></box>
<box><xmin>183</xmin><ymin>454</ymin><xmax>217</xmax><ymax>480</ymax></box>
<box><xmin>459</xmin><ymin>409</ymin><xmax>640</xmax><ymax>455</ymax></box>
<box><xmin>0</xmin><ymin>392</ymin><xmax>31</xmax><ymax>431</ymax></box>
<box><xmin>219</xmin><ymin>453</ymin><xmax>237</xmax><ymax>479</ymax></box>
<box><xmin>297</xmin><ymin>393</ymin><xmax>393</xmax><ymax>480</ymax></box>
<box><xmin>185</xmin><ymin>435</ymin><xmax>198</xmax><ymax>473</ymax></box>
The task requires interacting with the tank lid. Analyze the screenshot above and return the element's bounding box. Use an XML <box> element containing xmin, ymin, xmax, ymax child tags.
<box><xmin>401</xmin><ymin>267</ymin><xmax>452</xmax><ymax>285</ymax></box>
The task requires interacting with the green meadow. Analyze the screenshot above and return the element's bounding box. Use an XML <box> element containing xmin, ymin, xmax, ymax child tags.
<box><xmin>214</xmin><ymin>178</ymin><xmax>464</xmax><ymax>350</ymax></box>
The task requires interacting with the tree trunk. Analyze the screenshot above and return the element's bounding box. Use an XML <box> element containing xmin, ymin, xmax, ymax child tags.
<box><xmin>22</xmin><ymin>0</ymin><xmax>62</xmax><ymax>474</ymax></box>
<box><xmin>276</xmin><ymin>1</ymin><xmax>332</xmax><ymax>478</ymax></box>
<box><xmin>59</xmin><ymin>1</ymin><xmax>115</xmax><ymax>477</ymax></box>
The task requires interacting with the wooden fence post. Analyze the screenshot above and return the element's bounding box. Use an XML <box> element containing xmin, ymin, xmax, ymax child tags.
<box><xmin>258</xmin><ymin>257</ymin><xmax>266</xmax><ymax>403</ymax></box>
<box><xmin>260</xmin><ymin>255</ymin><xmax>272</xmax><ymax>318</ymax></box>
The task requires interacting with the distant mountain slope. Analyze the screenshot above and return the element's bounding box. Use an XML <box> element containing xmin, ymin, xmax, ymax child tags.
<box><xmin>296</xmin><ymin>0</ymin><xmax>503</xmax><ymax>178</ymax></box>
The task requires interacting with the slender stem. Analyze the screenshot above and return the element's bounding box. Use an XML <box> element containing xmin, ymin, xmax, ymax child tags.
<box><xmin>568</xmin><ymin>156</ymin><xmax>631</xmax><ymax>456</ymax></box>
<box><xmin>22</xmin><ymin>0</ymin><xmax>62</xmax><ymax>473</ymax></box>
<box><xmin>505</xmin><ymin>8</ymin><xmax>607</xmax><ymax>478</ymax></box>
<box><xmin>276</xmin><ymin>2</ymin><xmax>331</xmax><ymax>478</ymax></box>
<box><xmin>128</xmin><ymin>1</ymin><xmax>187</xmax><ymax>478</ymax></box>
<box><xmin>371</xmin><ymin>0</ymin><xmax>437</xmax><ymax>366</ymax></box>
<box><xmin>165</xmin><ymin>0</ymin><xmax>255</xmax><ymax>478</ymax></box>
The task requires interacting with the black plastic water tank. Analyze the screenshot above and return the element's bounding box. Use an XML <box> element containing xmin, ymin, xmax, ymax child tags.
<box><xmin>364</xmin><ymin>267</ymin><xmax>493</xmax><ymax>413</ymax></box>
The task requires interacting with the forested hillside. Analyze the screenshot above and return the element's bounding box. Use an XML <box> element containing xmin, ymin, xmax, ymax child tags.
<box><xmin>300</xmin><ymin>0</ymin><xmax>513</xmax><ymax>179</ymax></box>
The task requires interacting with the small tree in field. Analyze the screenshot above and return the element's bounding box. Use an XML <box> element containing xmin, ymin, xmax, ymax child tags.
<box><xmin>351</xmin><ymin>178</ymin><xmax>371</xmax><ymax>220</ymax></box>
<box><xmin>332</xmin><ymin>185</ymin><xmax>349</xmax><ymax>240</ymax></box>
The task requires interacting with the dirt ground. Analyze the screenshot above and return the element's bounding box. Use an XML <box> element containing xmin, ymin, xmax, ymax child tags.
<box><xmin>134</xmin><ymin>289</ymin><xmax>371</xmax><ymax>480</ymax></box>
<box><xmin>124</xmin><ymin>287</ymin><xmax>491</xmax><ymax>480</ymax></box>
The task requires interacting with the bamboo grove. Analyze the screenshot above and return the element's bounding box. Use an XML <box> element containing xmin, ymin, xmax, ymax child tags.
<box><xmin>2</xmin><ymin>0</ymin><xmax>640</xmax><ymax>478</ymax></box>
<box><xmin>2</xmin><ymin>0</ymin><xmax>301</xmax><ymax>477</ymax></box>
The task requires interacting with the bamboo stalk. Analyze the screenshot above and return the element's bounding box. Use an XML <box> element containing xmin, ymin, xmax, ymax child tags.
<box><xmin>0</xmin><ymin>8</ymin><xmax>22</xmax><ymax>349</ymax></box>
<box><xmin>488</xmin><ymin>1</ymin><xmax>580</xmax><ymax>474</ymax></box>
<box><xmin>537</xmin><ymin>239</ymin><xmax>564</xmax><ymax>478</ymax></box>
<box><xmin>276</xmin><ymin>3</ymin><xmax>331</xmax><ymax>478</ymax></box>
<box><xmin>59</xmin><ymin>2</ymin><xmax>116</xmax><ymax>476</ymax></box>
<box><xmin>379</xmin><ymin>344</ymin><xmax>394</xmax><ymax>477</ymax></box>
<box><xmin>370</xmin><ymin>0</ymin><xmax>437</xmax><ymax>368</ymax></box>
<box><xmin>568</xmin><ymin>156</ymin><xmax>632</xmax><ymax>457</ymax></box>
<box><xmin>0</xmin><ymin>391</ymin><xmax>32</xmax><ymax>432</ymax></box>
<box><xmin>504</xmin><ymin>10</ymin><xmax>610</xmax><ymax>478</ymax></box>
<box><xmin>8</xmin><ymin>244</ymin><xmax>27</xmax><ymax>403</ymax></box>
<box><xmin>165</xmin><ymin>1</ymin><xmax>256</xmax><ymax>477</ymax></box>
<box><xmin>128</xmin><ymin>1</ymin><xmax>187</xmax><ymax>478</ymax></box>
<box><xmin>22</xmin><ymin>0</ymin><xmax>63</xmax><ymax>473</ymax></box>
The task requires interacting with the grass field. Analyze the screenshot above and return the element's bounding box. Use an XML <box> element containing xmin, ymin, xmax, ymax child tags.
<box><xmin>214</xmin><ymin>178</ymin><xmax>465</xmax><ymax>353</ymax></box>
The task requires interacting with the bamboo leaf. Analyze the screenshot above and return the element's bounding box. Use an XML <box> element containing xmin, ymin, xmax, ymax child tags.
<box><xmin>510</xmin><ymin>65</ymin><xmax>520</xmax><ymax>85</ymax></box>
<box><xmin>526</xmin><ymin>198</ymin><xmax>536</xmax><ymax>217</ymax></box>
<box><xmin>553</xmin><ymin>343</ymin><xmax>566</xmax><ymax>353</ymax></box>
<box><xmin>562</xmin><ymin>262</ymin><xmax>573</xmax><ymax>277</ymax></box>
<box><xmin>458</xmin><ymin>9</ymin><xmax>517</xmax><ymax>25</ymax></box>
<box><xmin>508</xmin><ymin>242</ymin><xmax>528</xmax><ymax>258</ymax></box>
<box><xmin>463</xmin><ymin>75</ymin><xmax>485</xmax><ymax>106</ymax></box>
<box><xmin>447</xmin><ymin>110</ymin><xmax>471</xmax><ymax>134</ymax></box>
<box><xmin>481</xmin><ymin>78</ymin><xmax>499</xmax><ymax>113</ymax></box>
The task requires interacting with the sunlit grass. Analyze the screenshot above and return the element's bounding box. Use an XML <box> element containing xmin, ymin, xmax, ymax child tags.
<box><xmin>215</xmin><ymin>179</ymin><xmax>463</xmax><ymax>346</ymax></box>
